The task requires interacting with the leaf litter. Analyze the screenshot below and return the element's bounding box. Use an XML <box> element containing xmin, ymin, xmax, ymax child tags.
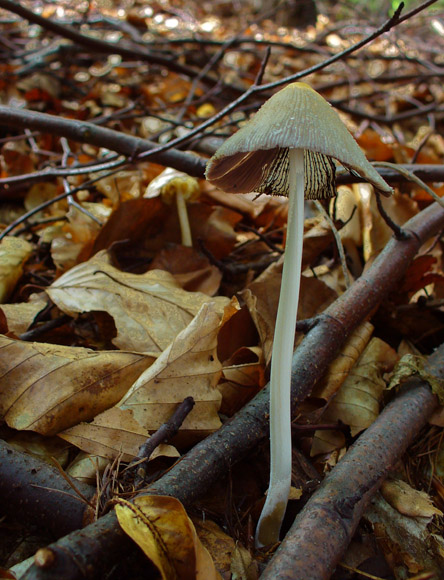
<box><xmin>1</xmin><ymin>0</ymin><xmax>444</xmax><ymax>578</ymax></box>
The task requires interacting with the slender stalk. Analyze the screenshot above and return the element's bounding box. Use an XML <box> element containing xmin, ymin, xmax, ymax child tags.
<box><xmin>255</xmin><ymin>148</ymin><xmax>305</xmax><ymax>547</ymax></box>
<box><xmin>176</xmin><ymin>190</ymin><xmax>193</xmax><ymax>246</ymax></box>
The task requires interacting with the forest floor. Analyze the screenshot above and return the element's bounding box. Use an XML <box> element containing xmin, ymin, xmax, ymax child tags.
<box><xmin>1</xmin><ymin>1</ymin><xmax>444</xmax><ymax>579</ymax></box>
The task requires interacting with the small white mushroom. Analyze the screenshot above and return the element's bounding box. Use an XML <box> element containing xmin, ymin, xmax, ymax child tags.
<box><xmin>206</xmin><ymin>82</ymin><xmax>392</xmax><ymax>547</ymax></box>
<box><xmin>145</xmin><ymin>167</ymin><xmax>200</xmax><ymax>247</ymax></box>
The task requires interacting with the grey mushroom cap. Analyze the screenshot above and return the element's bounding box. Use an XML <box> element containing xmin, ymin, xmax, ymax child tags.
<box><xmin>205</xmin><ymin>82</ymin><xmax>393</xmax><ymax>199</ymax></box>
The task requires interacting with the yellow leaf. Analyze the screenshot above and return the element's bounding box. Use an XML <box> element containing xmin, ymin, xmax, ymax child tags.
<box><xmin>115</xmin><ymin>496</ymin><xmax>222</xmax><ymax>580</ymax></box>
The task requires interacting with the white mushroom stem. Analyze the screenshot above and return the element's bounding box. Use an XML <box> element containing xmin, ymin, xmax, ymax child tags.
<box><xmin>255</xmin><ymin>148</ymin><xmax>305</xmax><ymax>547</ymax></box>
<box><xmin>176</xmin><ymin>189</ymin><xmax>193</xmax><ymax>247</ymax></box>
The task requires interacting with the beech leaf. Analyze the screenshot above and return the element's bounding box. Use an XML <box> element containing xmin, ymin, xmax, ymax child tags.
<box><xmin>0</xmin><ymin>335</ymin><xmax>155</xmax><ymax>435</ymax></box>
<box><xmin>46</xmin><ymin>250</ymin><xmax>230</xmax><ymax>353</ymax></box>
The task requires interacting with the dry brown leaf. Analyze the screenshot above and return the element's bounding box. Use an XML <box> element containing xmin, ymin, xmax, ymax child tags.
<box><xmin>60</xmin><ymin>406</ymin><xmax>179</xmax><ymax>462</ymax></box>
<box><xmin>0</xmin><ymin>335</ymin><xmax>155</xmax><ymax>435</ymax></box>
<box><xmin>219</xmin><ymin>346</ymin><xmax>265</xmax><ymax>416</ymax></box>
<box><xmin>193</xmin><ymin>519</ymin><xmax>257</xmax><ymax>580</ymax></box>
<box><xmin>358</xmin><ymin>184</ymin><xmax>418</xmax><ymax>262</ymax></box>
<box><xmin>94</xmin><ymin>168</ymin><xmax>145</xmax><ymax>204</ymax></box>
<box><xmin>0</xmin><ymin>296</ymin><xmax>47</xmax><ymax>335</ymax></box>
<box><xmin>242</xmin><ymin>265</ymin><xmax>337</xmax><ymax>364</ymax></box>
<box><xmin>365</xmin><ymin>492</ymin><xmax>444</xmax><ymax>577</ymax></box>
<box><xmin>66</xmin><ymin>452</ymin><xmax>110</xmax><ymax>485</ymax></box>
<box><xmin>25</xmin><ymin>182</ymin><xmax>64</xmax><ymax>217</ymax></box>
<box><xmin>312</xmin><ymin>322</ymin><xmax>375</xmax><ymax>402</ymax></box>
<box><xmin>311</xmin><ymin>335</ymin><xmax>398</xmax><ymax>456</ymax></box>
<box><xmin>1</xmin><ymin>140</ymin><xmax>36</xmax><ymax>176</ymax></box>
<box><xmin>46</xmin><ymin>250</ymin><xmax>230</xmax><ymax>352</ymax></box>
<box><xmin>5</xmin><ymin>431</ymin><xmax>70</xmax><ymax>467</ymax></box>
<box><xmin>150</xmin><ymin>245</ymin><xmax>222</xmax><ymax>295</ymax></box>
<box><xmin>115</xmin><ymin>495</ymin><xmax>222</xmax><ymax>580</ymax></box>
<box><xmin>381</xmin><ymin>479</ymin><xmax>443</xmax><ymax>518</ymax></box>
<box><xmin>0</xmin><ymin>237</ymin><xmax>33</xmax><ymax>303</ymax></box>
<box><xmin>118</xmin><ymin>301</ymin><xmax>227</xmax><ymax>446</ymax></box>
<box><xmin>61</xmin><ymin>301</ymin><xmax>233</xmax><ymax>457</ymax></box>
<box><xmin>51</xmin><ymin>203</ymin><xmax>112</xmax><ymax>272</ymax></box>
<box><xmin>92</xmin><ymin>197</ymin><xmax>170</xmax><ymax>256</ymax></box>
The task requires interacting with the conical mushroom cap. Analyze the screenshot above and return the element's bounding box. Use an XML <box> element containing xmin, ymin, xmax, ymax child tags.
<box><xmin>205</xmin><ymin>82</ymin><xmax>393</xmax><ymax>198</ymax></box>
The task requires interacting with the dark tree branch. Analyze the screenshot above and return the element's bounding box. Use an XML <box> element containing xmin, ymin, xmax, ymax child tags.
<box><xmin>0</xmin><ymin>439</ymin><xmax>95</xmax><ymax>538</ymax></box>
<box><xmin>20</xmin><ymin>201</ymin><xmax>444</xmax><ymax>580</ymax></box>
<box><xmin>0</xmin><ymin>105</ymin><xmax>207</xmax><ymax>177</ymax></box>
<box><xmin>1</xmin><ymin>105</ymin><xmax>444</xmax><ymax>195</ymax></box>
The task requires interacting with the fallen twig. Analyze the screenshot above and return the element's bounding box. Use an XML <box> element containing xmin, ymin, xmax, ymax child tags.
<box><xmin>126</xmin><ymin>396</ymin><xmax>195</xmax><ymax>488</ymax></box>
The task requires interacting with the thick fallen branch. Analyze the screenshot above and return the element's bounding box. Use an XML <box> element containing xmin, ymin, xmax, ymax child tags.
<box><xmin>262</xmin><ymin>355</ymin><xmax>443</xmax><ymax>579</ymax></box>
<box><xmin>19</xmin><ymin>200</ymin><xmax>444</xmax><ymax>579</ymax></box>
<box><xmin>0</xmin><ymin>440</ymin><xmax>95</xmax><ymax>538</ymax></box>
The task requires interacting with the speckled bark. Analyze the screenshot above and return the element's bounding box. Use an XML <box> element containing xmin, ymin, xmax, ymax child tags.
<box><xmin>0</xmin><ymin>440</ymin><xmax>95</xmax><ymax>537</ymax></box>
<box><xmin>21</xmin><ymin>202</ymin><xmax>444</xmax><ymax>580</ymax></box>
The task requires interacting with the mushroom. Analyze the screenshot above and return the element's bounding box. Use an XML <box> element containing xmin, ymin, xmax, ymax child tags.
<box><xmin>205</xmin><ymin>82</ymin><xmax>392</xmax><ymax>547</ymax></box>
<box><xmin>145</xmin><ymin>167</ymin><xmax>200</xmax><ymax>247</ymax></box>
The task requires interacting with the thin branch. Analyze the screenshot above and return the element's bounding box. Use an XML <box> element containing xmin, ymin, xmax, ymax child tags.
<box><xmin>314</xmin><ymin>200</ymin><xmax>351</xmax><ymax>288</ymax></box>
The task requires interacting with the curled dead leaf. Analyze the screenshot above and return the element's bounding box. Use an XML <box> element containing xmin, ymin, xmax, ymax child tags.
<box><xmin>115</xmin><ymin>495</ymin><xmax>222</xmax><ymax>580</ymax></box>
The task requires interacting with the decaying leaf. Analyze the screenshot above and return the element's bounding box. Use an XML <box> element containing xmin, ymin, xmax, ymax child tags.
<box><xmin>61</xmin><ymin>301</ymin><xmax>233</xmax><ymax>458</ymax></box>
<box><xmin>219</xmin><ymin>346</ymin><xmax>265</xmax><ymax>416</ymax></box>
<box><xmin>46</xmin><ymin>250</ymin><xmax>230</xmax><ymax>352</ymax></box>
<box><xmin>389</xmin><ymin>353</ymin><xmax>444</xmax><ymax>404</ymax></box>
<box><xmin>0</xmin><ymin>335</ymin><xmax>155</xmax><ymax>435</ymax></box>
<box><xmin>242</xmin><ymin>266</ymin><xmax>337</xmax><ymax>364</ymax></box>
<box><xmin>0</xmin><ymin>296</ymin><xmax>47</xmax><ymax>336</ymax></box>
<box><xmin>365</xmin><ymin>492</ymin><xmax>444</xmax><ymax>577</ymax></box>
<box><xmin>311</xmin><ymin>335</ymin><xmax>398</xmax><ymax>456</ymax></box>
<box><xmin>193</xmin><ymin>519</ymin><xmax>257</xmax><ymax>580</ymax></box>
<box><xmin>359</xmin><ymin>184</ymin><xmax>418</xmax><ymax>262</ymax></box>
<box><xmin>60</xmin><ymin>406</ymin><xmax>179</xmax><ymax>462</ymax></box>
<box><xmin>51</xmin><ymin>203</ymin><xmax>111</xmax><ymax>272</ymax></box>
<box><xmin>66</xmin><ymin>452</ymin><xmax>110</xmax><ymax>485</ymax></box>
<box><xmin>381</xmin><ymin>479</ymin><xmax>443</xmax><ymax>518</ymax></box>
<box><xmin>0</xmin><ymin>237</ymin><xmax>33</xmax><ymax>303</ymax></box>
<box><xmin>312</xmin><ymin>322</ymin><xmax>375</xmax><ymax>402</ymax></box>
<box><xmin>115</xmin><ymin>495</ymin><xmax>222</xmax><ymax>580</ymax></box>
<box><xmin>119</xmin><ymin>301</ymin><xmax>227</xmax><ymax>446</ymax></box>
